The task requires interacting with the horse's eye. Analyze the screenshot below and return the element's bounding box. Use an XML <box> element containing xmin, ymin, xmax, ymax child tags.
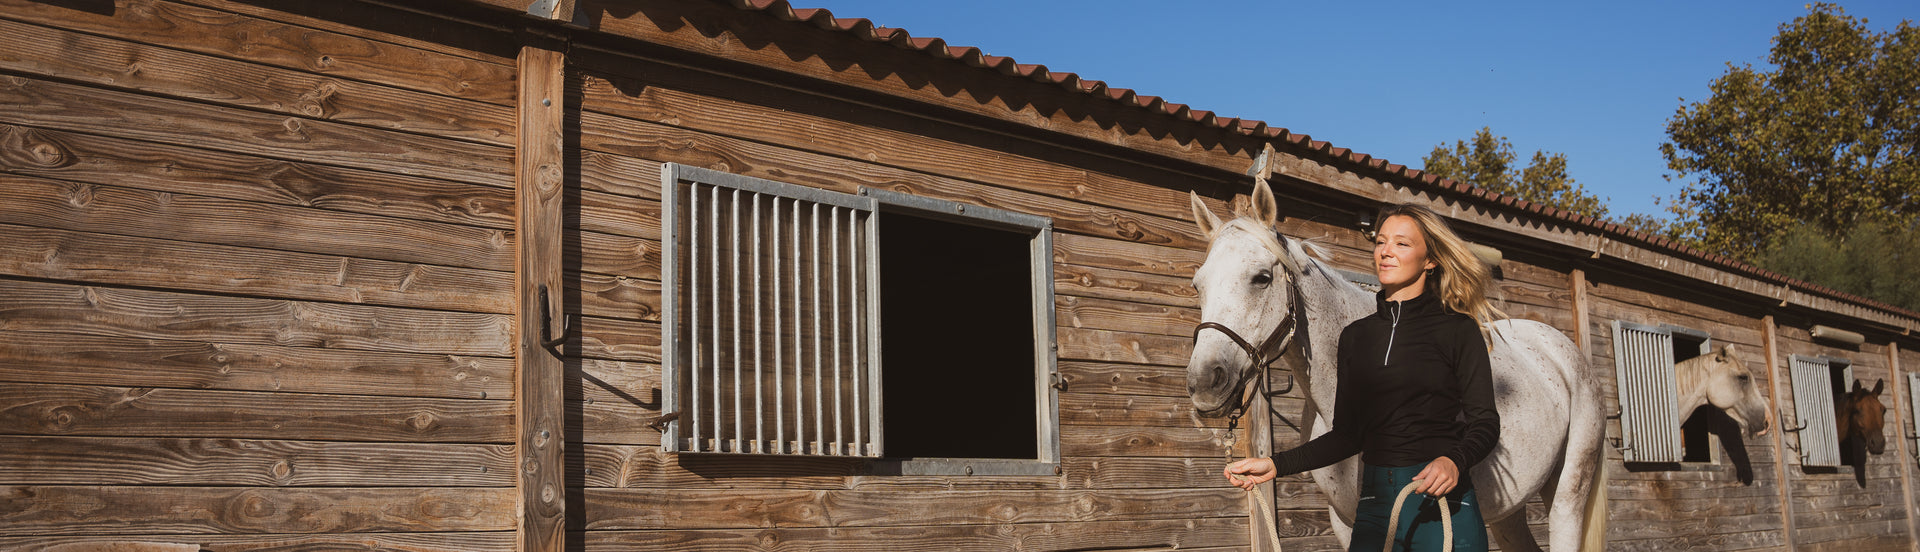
<box><xmin>1736</xmin><ymin>374</ymin><xmax>1751</xmax><ymax>382</ymax></box>
<box><xmin>1251</xmin><ymin>270</ymin><xmax>1273</xmax><ymax>288</ymax></box>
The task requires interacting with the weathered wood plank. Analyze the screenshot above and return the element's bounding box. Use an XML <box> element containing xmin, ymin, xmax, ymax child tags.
<box><xmin>0</xmin><ymin>486</ymin><xmax>515</xmax><ymax>535</ymax></box>
<box><xmin>0</xmin><ymin>279</ymin><xmax>513</xmax><ymax>357</ymax></box>
<box><xmin>0</xmin><ymin>436</ymin><xmax>513</xmax><ymax>486</ymax></box>
<box><xmin>1061</xmin><ymin>426</ymin><xmax>1232</xmax><ymax>458</ymax></box>
<box><xmin>575</xmin><ymin>231</ymin><xmax>663</xmax><ymax>281</ymax></box>
<box><xmin>168</xmin><ymin>0</ymin><xmax>519</xmax><ymax>64</ymax></box>
<box><xmin>0</xmin><ymin>76</ymin><xmax>512</xmax><ymax>185</ymax></box>
<box><xmin>1056</xmin><ymin>360</ymin><xmax>1188</xmax><ymax>397</ymax></box>
<box><xmin>1057</xmin><ymin>326</ymin><xmax>1192</xmax><ymax>367</ymax></box>
<box><xmin>0</xmin><ymin>223</ymin><xmax>513</xmax><ymax>313</ymax></box>
<box><xmin>0</xmin><ymin>124</ymin><xmax>517</xmax><ymax>228</ymax></box>
<box><xmin>581</xmin><ymin>487</ymin><xmax>1244</xmax><ymax>530</ymax></box>
<box><xmin>0</xmin><ymin>330</ymin><xmax>511</xmax><ymax>400</ymax></box>
<box><xmin>0</xmin><ymin>0</ymin><xmax>517</xmax><ymax>104</ymax></box>
<box><xmin>0</xmin><ymin>175</ymin><xmax>515</xmax><ymax>272</ymax></box>
<box><xmin>572</xmin><ymin>316</ymin><xmax>663</xmax><ymax>363</ymax></box>
<box><xmin>572</xmin><ymin>65</ymin><xmax>1236</xmax><ymax>228</ymax></box>
<box><xmin>572</xmin><ymin>271</ymin><xmax>662</xmax><ymax>322</ymax></box>
<box><xmin>575</xmin><ymin>517</ymin><xmax>1251</xmax><ymax>551</ymax></box>
<box><xmin>0</xmin><ymin>383</ymin><xmax>514</xmax><ymax>443</ymax></box>
<box><xmin>0</xmin><ymin>18</ymin><xmax>514</xmax><ymax>145</ymax></box>
<box><xmin>1055</xmin><ymin>232</ymin><xmax>1205</xmax><ymax>279</ymax></box>
<box><xmin>1055</xmin><ymin>264</ymin><xmax>1201</xmax><ymax>309</ymax></box>
<box><xmin>517</xmin><ymin>41</ymin><xmax>569</xmax><ymax>552</ymax></box>
<box><xmin>1056</xmin><ymin>295</ymin><xmax>1200</xmax><ymax>337</ymax></box>
<box><xmin>0</xmin><ymin>532</ymin><xmax>515</xmax><ymax>552</ymax></box>
<box><xmin>572</xmin><ymin>187</ymin><xmax>664</xmax><ymax>240</ymax></box>
<box><xmin>1059</xmin><ymin>393</ymin><xmax>1230</xmax><ymax>429</ymax></box>
<box><xmin>571</xmin><ymin>106</ymin><xmax>1212</xmax><ymax>251</ymax></box>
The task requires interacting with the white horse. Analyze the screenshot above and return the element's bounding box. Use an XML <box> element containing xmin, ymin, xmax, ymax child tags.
<box><xmin>1674</xmin><ymin>343</ymin><xmax>1771</xmax><ymax>438</ymax></box>
<box><xmin>1185</xmin><ymin>180</ymin><xmax>1608</xmax><ymax>551</ymax></box>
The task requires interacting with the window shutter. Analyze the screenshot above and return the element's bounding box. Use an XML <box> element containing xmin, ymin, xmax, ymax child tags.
<box><xmin>660</xmin><ymin>164</ymin><xmax>883</xmax><ymax>457</ymax></box>
<box><xmin>1789</xmin><ymin>355</ymin><xmax>1842</xmax><ymax>467</ymax></box>
<box><xmin>1611</xmin><ymin>321</ymin><xmax>1684</xmax><ymax>462</ymax></box>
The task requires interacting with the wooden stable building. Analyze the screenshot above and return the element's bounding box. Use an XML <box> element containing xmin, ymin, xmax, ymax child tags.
<box><xmin>3</xmin><ymin>1</ymin><xmax>1918</xmax><ymax>550</ymax></box>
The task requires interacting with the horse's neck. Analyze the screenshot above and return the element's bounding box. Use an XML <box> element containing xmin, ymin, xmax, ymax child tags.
<box><xmin>1293</xmin><ymin>256</ymin><xmax>1376</xmax><ymax>418</ymax></box>
<box><xmin>1672</xmin><ymin>358</ymin><xmax>1711</xmax><ymax>416</ymax></box>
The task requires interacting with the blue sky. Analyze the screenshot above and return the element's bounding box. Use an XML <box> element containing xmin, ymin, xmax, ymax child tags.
<box><xmin>791</xmin><ymin>1</ymin><xmax>1916</xmax><ymax>222</ymax></box>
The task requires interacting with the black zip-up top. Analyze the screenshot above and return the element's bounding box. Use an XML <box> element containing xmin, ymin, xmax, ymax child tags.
<box><xmin>1270</xmin><ymin>286</ymin><xmax>1501</xmax><ymax>477</ymax></box>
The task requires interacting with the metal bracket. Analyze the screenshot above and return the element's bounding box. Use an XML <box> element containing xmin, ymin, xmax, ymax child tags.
<box><xmin>539</xmin><ymin>284</ymin><xmax>574</xmax><ymax>350</ymax></box>
<box><xmin>1779</xmin><ymin>415</ymin><xmax>1809</xmax><ymax>433</ymax></box>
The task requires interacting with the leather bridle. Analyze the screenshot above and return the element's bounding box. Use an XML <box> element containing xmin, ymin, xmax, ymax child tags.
<box><xmin>1192</xmin><ymin>277</ymin><xmax>1302</xmax><ymax>426</ymax></box>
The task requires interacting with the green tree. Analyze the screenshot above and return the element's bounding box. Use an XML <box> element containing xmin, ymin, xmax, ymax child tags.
<box><xmin>1753</xmin><ymin>220</ymin><xmax>1920</xmax><ymax>311</ymax></box>
<box><xmin>1422</xmin><ymin>127</ymin><xmax>1612</xmax><ymax>219</ymax></box>
<box><xmin>1661</xmin><ymin>3</ymin><xmax>1919</xmax><ymax>258</ymax></box>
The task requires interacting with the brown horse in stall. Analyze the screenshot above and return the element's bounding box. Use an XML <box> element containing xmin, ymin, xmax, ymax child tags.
<box><xmin>1836</xmin><ymin>379</ymin><xmax>1888</xmax><ymax>486</ymax></box>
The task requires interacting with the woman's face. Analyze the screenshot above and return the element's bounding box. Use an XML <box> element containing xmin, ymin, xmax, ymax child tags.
<box><xmin>1374</xmin><ymin>215</ymin><xmax>1438</xmax><ymax>293</ymax></box>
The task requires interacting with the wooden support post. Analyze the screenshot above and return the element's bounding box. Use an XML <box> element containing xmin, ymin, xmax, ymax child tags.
<box><xmin>515</xmin><ymin>39</ymin><xmax>567</xmax><ymax>552</ymax></box>
<box><xmin>1888</xmin><ymin>342</ymin><xmax>1920</xmax><ymax>550</ymax></box>
<box><xmin>1761</xmin><ymin>315</ymin><xmax>1796</xmax><ymax>549</ymax></box>
<box><xmin>1249</xmin><ymin>384</ymin><xmax>1278</xmax><ymax>552</ymax></box>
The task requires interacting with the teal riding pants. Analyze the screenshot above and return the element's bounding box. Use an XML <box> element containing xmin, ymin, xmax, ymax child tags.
<box><xmin>1348</xmin><ymin>461</ymin><xmax>1489</xmax><ymax>552</ymax></box>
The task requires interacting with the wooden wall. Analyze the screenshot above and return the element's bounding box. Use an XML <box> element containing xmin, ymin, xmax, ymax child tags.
<box><xmin>0</xmin><ymin>0</ymin><xmax>522</xmax><ymax>549</ymax></box>
<box><xmin>5</xmin><ymin>1</ymin><xmax>1920</xmax><ymax>551</ymax></box>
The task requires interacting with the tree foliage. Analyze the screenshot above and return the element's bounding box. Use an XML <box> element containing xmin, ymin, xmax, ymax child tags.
<box><xmin>1754</xmin><ymin>220</ymin><xmax>1920</xmax><ymax>311</ymax></box>
<box><xmin>1422</xmin><ymin>127</ymin><xmax>1612</xmax><ymax>219</ymax></box>
<box><xmin>1662</xmin><ymin>3</ymin><xmax>1919</xmax><ymax>258</ymax></box>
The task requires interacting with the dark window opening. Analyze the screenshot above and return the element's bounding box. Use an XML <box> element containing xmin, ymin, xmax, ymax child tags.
<box><xmin>1829</xmin><ymin>361</ymin><xmax>1856</xmax><ymax>466</ymax></box>
<box><xmin>878</xmin><ymin>212</ymin><xmax>1037</xmax><ymax>459</ymax></box>
<box><xmin>1673</xmin><ymin>333</ymin><xmax>1713</xmax><ymax>462</ymax></box>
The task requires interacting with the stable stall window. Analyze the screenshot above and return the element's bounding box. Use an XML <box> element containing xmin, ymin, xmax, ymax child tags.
<box><xmin>1611</xmin><ymin>320</ymin><xmax>1687</xmax><ymax>463</ymax></box>
<box><xmin>1787</xmin><ymin>354</ymin><xmax>1851</xmax><ymax>468</ymax></box>
<box><xmin>658</xmin><ymin>164</ymin><xmax>1060</xmax><ymax>474</ymax></box>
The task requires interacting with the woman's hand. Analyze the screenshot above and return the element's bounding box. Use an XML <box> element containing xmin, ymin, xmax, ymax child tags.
<box><xmin>1224</xmin><ymin>458</ymin><xmax>1277</xmax><ymax>491</ymax></box>
<box><xmin>1412</xmin><ymin>456</ymin><xmax>1459</xmax><ymax>496</ymax></box>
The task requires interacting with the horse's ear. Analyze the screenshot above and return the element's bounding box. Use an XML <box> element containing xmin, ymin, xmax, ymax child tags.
<box><xmin>1190</xmin><ymin>191</ymin><xmax>1222</xmax><ymax>239</ymax></box>
<box><xmin>1852</xmin><ymin>380</ymin><xmax>1865</xmax><ymax>393</ymax></box>
<box><xmin>1719</xmin><ymin>343</ymin><xmax>1737</xmax><ymax>360</ymax></box>
<box><xmin>1250</xmin><ymin>178</ymin><xmax>1279</xmax><ymax>228</ymax></box>
<box><xmin>1872</xmin><ymin>378</ymin><xmax>1885</xmax><ymax>396</ymax></box>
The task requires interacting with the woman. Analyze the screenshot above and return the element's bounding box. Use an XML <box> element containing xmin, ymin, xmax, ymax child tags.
<box><xmin>1224</xmin><ymin>203</ymin><xmax>1501</xmax><ymax>551</ymax></box>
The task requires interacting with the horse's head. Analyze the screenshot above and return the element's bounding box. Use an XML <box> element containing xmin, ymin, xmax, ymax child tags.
<box><xmin>1682</xmin><ymin>343</ymin><xmax>1771</xmax><ymax>436</ymax></box>
<box><xmin>1185</xmin><ymin>179</ymin><xmax>1300</xmax><ymax>417</ymax></box>
<box><xmin>1840</xmin><ymin>379</ymin><xmax>1887</xmax><ymax>454</ymax></box>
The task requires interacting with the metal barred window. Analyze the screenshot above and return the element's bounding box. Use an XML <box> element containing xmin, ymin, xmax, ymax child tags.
<box><xmin>1908</xmin><ymin>374</ymin><xmax>1920</xmax><ymax>461</ymax></box>
<box><xmin>1611</xmin><ymin>321</ymin><xmax>1684</xmax><ymax>462</ymax></box>
<box><xmin>658</xmin><ymin>164</ymin><xmax>1060</xmax><ymax>472</ymax></box>
<box><xmin>1789</xmin><ymin>355</ymin><xmax>1848</xmax><ymax>468</ymax></box>
<box><xmin>661</xmin><ymin>165</ymin><xmax>881</xmax><ymax>456</ymax></box>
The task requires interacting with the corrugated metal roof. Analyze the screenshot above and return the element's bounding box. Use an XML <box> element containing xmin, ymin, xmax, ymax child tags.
<box><xmin>723</xmin><ymin>0</ymin><xmax>1919</xmax><ymax>323</ymax></box>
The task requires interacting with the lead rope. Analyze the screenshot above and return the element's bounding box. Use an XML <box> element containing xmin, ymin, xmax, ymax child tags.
<box><xmin>1225</xmin><ymin>369</ymin><xmax>1286</xmax><ymax>552</ymax></box>
<box><xmin>1382</xmin><ymin>481</ymin><xmax>1453</xmax><ymax>552</ymax></box>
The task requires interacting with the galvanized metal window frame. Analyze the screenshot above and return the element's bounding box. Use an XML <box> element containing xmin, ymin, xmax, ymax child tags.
<box><xmin>859</xmin><ymin>187</ymin><xmax>1061</xmax><ymax>477</ymax></box>
<box><xmin>658</xmin><ymin>164</ymin><xmax>1060</xmax><ymax>475</ymax></box>
<box><xmin>660</xmin><ymin>164</ymin><xmax>883</xmax><ymax>457</ymax></box>
<box><xmin>1908</xmin><ymin>373</ymin><xmax>1920</xmax><ymax>463</ymax></box>
<box><xmin>1611</xmin><ymin>320</ymin><xmax>1686</xmax><ymax>463</ymax></box>
<box><xmin>1788</xmin><ymin>354</ymin><xmax>1850</xmax><ymax>468</ymax></box>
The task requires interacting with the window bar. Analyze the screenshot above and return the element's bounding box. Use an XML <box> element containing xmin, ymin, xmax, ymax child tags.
<box><xmin>792</xmin><ymin>199</ymin><xmax>805</xmax><ymax>454</ymax></box>
<box><xmin>771</xmin><ymin>197</ymin><xmax>785</xmax><ymax>454</ymax></box>
<box><xmin>751</xmin><ymin>192</ymin><xmax>764</xmax><ymax>454</ymax></box>
<box><xmin>687</xmin><ymin>183</ymin><xmax>701</xmax><ymax>452</ymax></box>
<box><xmin>730</xmin><ymin>188</ymin><xmax>743</xmax><ymax>453</ymax></box>
<box><xmin>709</xmin><ymin>184</ymin><xmax>722</xmax><ymax>452</ymax></box>
<box><xmin>848</xmin><ymin>210</ymin><xmax>863</xmax><ymax>455</ymax></box>
<box><xmin>811</xmin><ymin>203</ymin><xmax>825</xmax><ymax>455</ymax></box>
<box><xmin>830</xmin><ymin>206</ymin><xmax>844</xmax><ymax>455</ymax></box>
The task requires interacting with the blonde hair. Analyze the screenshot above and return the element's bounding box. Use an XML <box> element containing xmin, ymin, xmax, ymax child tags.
<box><xmin>1376</xmin><ymin>204</ymin><xmax>1505</xmax><ymax>326</ymax></box>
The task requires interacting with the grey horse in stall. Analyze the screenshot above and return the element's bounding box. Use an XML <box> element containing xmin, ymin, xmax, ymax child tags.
<box><xmin>1184</xmin><ymin>179</ymin><xmax>1608</xmax><ymax>551</ymax></box>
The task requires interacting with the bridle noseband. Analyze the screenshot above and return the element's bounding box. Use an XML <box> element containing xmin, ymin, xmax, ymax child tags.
<box><xmin>1192</xmin><ymin>278</ymin><xmax>1303</xmax><ymax>426</ymax></box>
